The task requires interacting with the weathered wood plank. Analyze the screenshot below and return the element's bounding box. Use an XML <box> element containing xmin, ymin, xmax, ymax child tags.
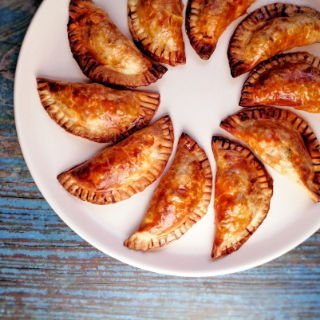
<box><xmin>0</xmin><ymin>0</ymin><xmax>319</xmax><ymax>319</ymax></box>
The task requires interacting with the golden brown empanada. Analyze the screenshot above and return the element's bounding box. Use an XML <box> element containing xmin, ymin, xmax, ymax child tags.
<box><xmin>68</xmin><ymin>0</ymin><xmax>167</xmax><ymax>87</ymax></box>
<box><xmin>37</xmin><ymin>78</ymin><xmax>160</xmax><ymax>143</ymax></box>
<box><xmin>221</xmin><ymin>107</ymin><xmax>320</xmax><ymax>202</ymax></box>
<box><xmin>58</xmin><ymin>116</ymin><xmax>174</xmax><ymax>204</ymax></box>
<box><xmin>125</xmin><ymin>133</ymin><xmax>212</xmax><ymax>251</ymax></box>
<box><xmin>228</xmin><ymin>3</ymin><xmax>320</xmax><ymax>77</ymax></box>
<box><xmin>128</xmin><ymin>0</ymin><xmax>186</xmax><ymax>66</ymax></box>
<box><xmin>186</xmin><ymin>0</ymin><xmax>255</xmax><ymax>60</ymax></box>
<box><xmin>212</xmin><ymin>136</ymin><xmax>273</xmax><ymax>259</ymax></box>
<box><xmin>240</xmin><ymin>52</ymin><xmax>320</xmax><ymax>113</ymax></box>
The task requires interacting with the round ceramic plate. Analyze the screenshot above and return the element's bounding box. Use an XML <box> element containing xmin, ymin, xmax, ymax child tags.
<box><xmin>15</xmin><ymin>0</ymin><xmax>320</xmax><ymax>277</ymax></box>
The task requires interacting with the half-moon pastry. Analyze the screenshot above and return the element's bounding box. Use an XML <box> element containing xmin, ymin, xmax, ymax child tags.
<box><xmin>186</xmin><ymin>0</ymin><xmax>255</xmax><ymax>60</ymax></box>
<box><xmin>125</xmin><ymin>133</ymin><xmax>212</xmax><ymax>251</ymax></box>
<box><xmin>212</xmin><ymin>136</ymin><xmax>273</xmax><ymax>259</ymax></box>
<box><xmin>240</xmin><ymin>52</ymin><xmax>320</xmax><ymax>113</ymax></box>
<box><xmin>128</xmin><ymin>0</ymin><xmax>186</xmax><ymax>66</ymax></box>
<box><xmin>221</xmin><ymin>107</ymin><xmax>320</xmax><ymax>202</ymax></box>
<box><xmin>68</xmin><ymin>0</ymin><xmax>167</xmax><ymax>87</ymax></box>
<box><xmin>58</xmin><ymin>116</ymin><xmax>174</xmax><ymax>205</ymax></box>
<box><xmin>228</xmin><ymin>3</ymin><xmax>320</xmax><ymax>77</ymax></box>
<box><xmin>37</xmin><ymin>78</ymin><xmax>160</xmax><ymax>143</ymax></box>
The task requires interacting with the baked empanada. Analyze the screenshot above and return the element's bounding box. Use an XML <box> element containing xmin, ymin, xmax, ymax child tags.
<box><xmin>125</xmin><ymin>133</ymin><xmax>212</xmax><ymax>251</ymax></box>
<box><xmin>221</xmin><ymin>107</ymin><xmax>320</xmax><ymax>202</ymax></box>
<box><xmin>186</xmin><ymin>0</ymin><xmax>255</xmax><ymax>60</ymax></box>
<box><xmin>58</xmin><ymin>116</ymin><xmax>174</xmax><ymax>204</ymax></box>
<box><xmin>68</xmin><ymin>0</ymin><xmax>167</xmax><ymax>87</ymax></box>
<box><xmin>240</xmin><ymin>52</ymin><xmax>320</xmax><ymax>113</ymax></box>
<box><xmin>228</xmin><ymin>3</ymin><xmax>320</xmax><ymax>77</ymax></box>
<box><xmin>212</xmin><ymin>136</ymin><xmax>273</xmax><ymax>259</ymax></box>
<box><xmin>37</xmin><ymin>78</ymin><xmax>160</xmax><ymax>143</ymax></box>
<box><xmin>128</xmin><ymin>0</ymin><xmax>186</xmax><ymax>66</ymax></box>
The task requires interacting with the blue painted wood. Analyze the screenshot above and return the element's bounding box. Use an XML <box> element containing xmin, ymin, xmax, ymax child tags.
<box><xmin>0</xmin><ymin>1</ymin><xmax>319</xmax><ymax>319</ymax></box>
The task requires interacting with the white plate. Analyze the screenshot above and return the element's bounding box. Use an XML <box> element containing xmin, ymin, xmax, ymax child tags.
<box><xmin>15</xmin><ymin>0</ymin><xmax>320</xmax><ymax>277</ymax></box>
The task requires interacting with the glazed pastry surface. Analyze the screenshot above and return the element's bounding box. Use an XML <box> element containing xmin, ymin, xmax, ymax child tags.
<box><xmin>37</xmin><ymin>78</ymin><xmax>160</xmax><ymax>143</ymax></box>
<box><xmin>125</xmin><ymin>133</ymin><xmax>212</xmax><ymax>251</ymax></box>
<box><xmin>68</xmin><ymin>0</ymin><xmax>167</xmax><ymax>87</ymax></box>
<box><xmin>228</xmin><ymin>3</ymin><xmax>320</xmax><ymax>77</ymax></box>
<box><xmin>221</xmin><ymin>107</ymin><xmax>320</xmax><ymax>202</ymax></box>
<box><xmin>128</xmin><ymin>0</ymin><xmax>186</xmax><ymax>66</ymax></box>
<box><xmin>240</xmin><ymin>52</ymin><xmax>320</xmax><ymax>113</ymax></box>
<box><xmin>58</xmin><ymin>116</ymin><xmax>174</xmax><ymax>204</ymax></box>
<box><xmin>186</xmin><ymin>0</ymin><xmax>255</xmax><ymax>59</ymax></box>
<box><xmin>212</xmin><ymin>136</ymin><xmax>273</xmax><ymax>258</ymax></box>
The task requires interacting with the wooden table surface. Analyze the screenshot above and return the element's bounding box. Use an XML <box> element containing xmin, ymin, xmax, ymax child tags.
<box><xmin>1</xmin><ymin>1</ymin><xmax>320</xmax><ymax>319</ymax></box>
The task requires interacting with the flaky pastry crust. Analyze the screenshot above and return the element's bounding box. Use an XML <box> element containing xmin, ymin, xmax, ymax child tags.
<box><xmin>58</xmin><ymin>116</ymin><xmax>174</xmax><ymax>204</ymax></box>
<box><xmin>68</xmin><ymin>0</ymin><xmax>167</xmax><ymax>87</ymax></box>
<box><xmin>221</xmin><ymin>107</ymin><xmax>320</xmax><ymax>202</ymax></box>
<box><xmin>186</xmin><ymin>0</ymin><xmax>255</xmax><ymax>59</ymax></box>
<box><xmin>240</xmin><ymin>52</ymin><xmax>320</xmax><ymax>113</ymax></box>
<box><xmin>37</xmin><ymin>78</ymin><xmax>160</xmax><ymax>143</ymax></box>
<box><xmin>128</xmin><ymin>0</ymin><xmax>186</xmax><ymax>66</ymax></box>
<box><xmin>212</xmin><ymin>136</ymin><xmax>273</xmax><ymax>258</ymax></box>
<box><xmin>125</xmin><ymin>133</ymin><xmax>212</xmax><ymax>251</ymax></box>
<box><xmin>228</xmin><ymin>3</ymin><xmax>320</xmax><ymax>77</ymax></box>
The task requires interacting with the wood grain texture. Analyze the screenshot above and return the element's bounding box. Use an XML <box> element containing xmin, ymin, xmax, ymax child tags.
<box><xmin>0</xmin><ymin>1</ymin><xmax>319</xmax><ymax>319</ymax></box>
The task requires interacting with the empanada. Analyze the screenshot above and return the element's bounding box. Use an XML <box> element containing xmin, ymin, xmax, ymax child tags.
<box><xmin>228</xmin><ymin>3</ymin><xmax>320</xmax><ymax>77</ymax></box>
<box><xmin>221</xmin><ymin>107</ymin><xmax>320</xmax><ymax>202</ymax></box>
<box><xmin>37</xmin><ymin>78</ymin><xmax>160</xmax><ymax>143</ymax></box>
<box><xmin>58</xmin><ymin>116</ymin><xmax>174</xmax><ymax>204</ymax></box>
<box><xmin>68</xmin><ymin>0</ymin><xmax>167</xmax><ymax>87</ymax></box>
<box><xmin>125</xmin><ymin>133</ymin><xmax>212</xmax><ymax>251</ymax></box>
<box><xmin>240</xmin><ymin>52</ymin><xmax>320</xmax><ymax>113</ymax></box>
<box><xmin>186</xmin><ymin>0</ymin><xmax>255</xmax><ymax>60</ymax></box>
<box><xmin>212</xmin><ymin>136</ymin><xmax>273</xmax><ymax>259</ymax></box>
<box><xmin>128</xmin><ymin>0</ymin><xmax>186</xmax><ymax>66</ymax></box>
